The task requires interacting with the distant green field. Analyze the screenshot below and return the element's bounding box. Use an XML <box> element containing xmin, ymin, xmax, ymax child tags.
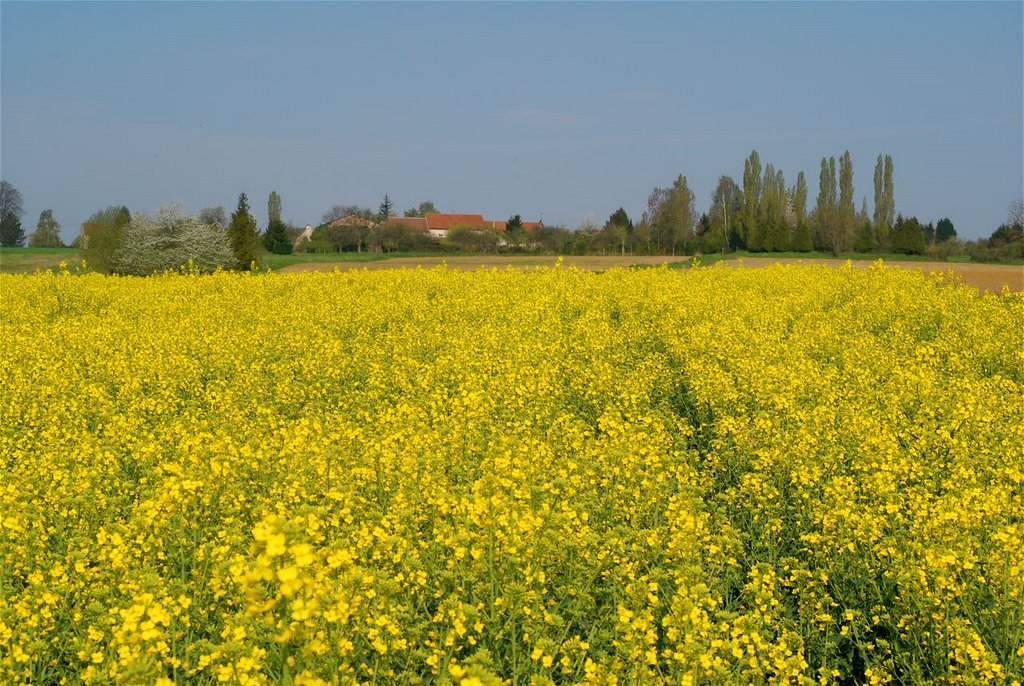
<box><xmin>0</xmin><ymin>247</ymin><xmax>83</xmax><ymax>274</ymax></box>
<box><xmin>683</xmin><ymin>250</ymin><xmax>975</xmax><ymax>267</ymax></box>
<box><xmin>260</xmin><ymin>250</ymin><xmax>462</xmax><ymax>270</ymax></box>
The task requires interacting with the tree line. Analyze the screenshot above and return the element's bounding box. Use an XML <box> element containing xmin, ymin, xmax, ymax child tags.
<box><xmin>1</xmin><ymin>163</ymin><xmax>1021</xmax><ymax>269</ymax></box>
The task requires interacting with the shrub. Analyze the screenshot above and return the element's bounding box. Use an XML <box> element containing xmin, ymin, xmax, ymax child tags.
<box><xmin>112</xmin><ymin>204</ymin><xmax>234</xmax><ymax>275</ymax></box>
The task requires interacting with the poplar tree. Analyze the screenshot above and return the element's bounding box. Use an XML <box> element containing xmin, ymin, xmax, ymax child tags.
<box><xmin>817</xmin><ymin>156</ymin><xmax>843</xmax><ymax>254</ymax></box>
<box><xmin>879</xmin><ymin>155</ymin><xmax>895</xmax><ymax>247</ymax></box>
<box><xmin>873</xmin><ymin>155</ymin><xmax>885</xmax><ymax>230</ymax></box>
<box><xmin>791</xmin><ymin>171</ymin><xmax>813</xmax><ymax>251</ymax></box>
<box><xmin>838</xmin><ymin>151</ymin><xmax>856</xmax><ymax>248</ymax></box>
<box><xmin>228</xmin><ymin>192</ymin><xmax>260</xmax><ymax>270</ymax></box>
<box><xmin>741</xmin><ymin>150</ymin><xmax>761</xmax><ymax>248</ymax></box>
<box><xmin>268</xmin><ymin>191</ymin><xmax>282</xmax><ymax>225</ymax></box>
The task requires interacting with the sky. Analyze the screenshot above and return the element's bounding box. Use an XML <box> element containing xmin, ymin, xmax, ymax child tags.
<box><xmin>1</xmin><ymin>1</ymin><xmax>1021</xmax><ymax>243</ymax></box>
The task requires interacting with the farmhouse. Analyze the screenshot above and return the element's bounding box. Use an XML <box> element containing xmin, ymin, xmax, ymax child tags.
<box><xmin>320</xmin><ymin>212</ymin><xmax>543</xmax><ymax>240</ymax></box>
<box><xmin>385</xmin><ymin>213</ymin><xmax>542</xmax><ymax>239</ymax></box>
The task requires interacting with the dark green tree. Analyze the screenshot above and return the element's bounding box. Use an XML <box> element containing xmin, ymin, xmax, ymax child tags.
<box><xmin>853</xmin><ymin>219</ymin><xmax>875</xmax><ymax>252</ymax></box>
<box><xmin>505</xmin><ymin>214</ymin><xmax>525</xmax><ymax>247</ymax></box>
<box><xmin>935</xmin><ymin>217</ymin><xmax>957</xmax><ymax>242</ymax></box>
<box><xmin>30</xmin><ymin>209</ymin><xmax>63</xmax><ymax>247</ymax></box>
<box><xmin>263</xmin><ymin>218</ymin><xmax>293</xmax><ymax>254</ymax></box>
<box><xmin>0</xmin><ymin>212</ymin><xmax>24</xmax><ymax>247</ymax></box>
<box><xmin>601</xmin><ymin>207</ymin><xmax>633</xmax><ymax>254</ymax></box>
<box><xmin>378</xmin><ymin>194</ymin><xmax>393</xmax><ymax>222</ymax></box>
<box><xmin>227</xmin><ymin>192</ymin><xmax>260</xmax><ymax>269</ymax></box>
<box><xmin>891</xmin><ymin>214</ymin><xmax>926</xmax><ymax>255</ymax></box>
<box><xmin>605</xmin><ymin>207</ymin><xmax>633</xmax><ymax>233</ymax></box>
<box><xmin>922</xmin><ymin>221</ymin><xmax>936</xmax><ymax>245</ymax></box>
<box><xmin>0</xmin><ymin>180</ymin><xmax>25</xmax><ymax>247</ymax></box>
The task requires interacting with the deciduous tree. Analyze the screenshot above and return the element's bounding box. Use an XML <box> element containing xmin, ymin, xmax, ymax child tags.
<box><xmin>404</xmin><ymin>201</ymin><xmax>438</xmax><ymax>217</ymax></box>
<box><xmin>113</xmin><ymin>204</ymin><xmax>234</xmax><ymax>275</ymax></box>
<box><xmin>81</xmin><ymin>206</ymin><xmax>130</xmax><ymax>272</ymax></box>
<box><xmin>816</xmin><ymin>156</ymin><xmax>843</xmax><ymax>254</ymax></box>
<box><xmin>30</xmin><ymin>210</ymin><xmax>63</xmax><ymax>247</ymax></box>
<box><xmin>199</xmin><ymin>206</ymin><xmax>227</xmax><ymax>228</ymax></box>
<box><xmin>708</xmin><ymin>176</ymin><xmax>742</xmax><ymax>252</ymax></box>
<box><xmin>268</xmin><ymin>191</ymin><xmax>282</xmax><ymax>225</ymax></box>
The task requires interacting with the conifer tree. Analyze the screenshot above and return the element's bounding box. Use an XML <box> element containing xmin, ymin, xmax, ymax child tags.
<box><xmin>935</xmin><ymin>217</ymin><xmax>957</xmax><ymax>242</ymax></box>
<box><xmin>263</xmin><ymin>218</ymin><xmax>293</xmax><ymax>254</ymax></box>
<box><xmin>378</xmin><ymin>194</ymin><xmax>393</xmax><ymax>222</ymax></box>
<box><xmin>228</xmin><ymin>192</ymin><xmax>260</xmax><ymax>269</ymax></box>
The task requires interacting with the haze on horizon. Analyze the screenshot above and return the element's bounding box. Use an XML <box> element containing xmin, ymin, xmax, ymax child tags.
<box><xmin>1</xmin><ymin>1</ymin><xmax>1021</xmax><ymax>244</ymax></box>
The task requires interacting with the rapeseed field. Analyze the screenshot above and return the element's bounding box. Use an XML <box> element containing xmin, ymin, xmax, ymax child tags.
<box><xmin>1</xmin><ymin>263</ymin><xmax>1021</xmax><ymax>685</ymax></box>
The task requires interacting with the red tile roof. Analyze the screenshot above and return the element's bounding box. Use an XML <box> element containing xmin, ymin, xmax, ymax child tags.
<box><xmin>425</xmin><ymin>213</ymin><xmax>486</xmax><ymax>230</ymax></box>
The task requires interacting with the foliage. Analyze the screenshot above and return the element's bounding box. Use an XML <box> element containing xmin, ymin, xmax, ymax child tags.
<box><xmin>816</xmin><ymin>156</ymin><xmax>842</xmax><ymax>254</ymax></box>
<box><xmin>872</xmin><ymin>155</ymin><xmax>895</xmax><ymax>248</ymax></box>
<box><xmin>29</xmin><ymin>210</ymin><xmax>63</xmax><ymax>248</ymax></box>
<box><xmin>647</xmin><ymin>175</ymin><xmax>696</xmax><ymax>255</ymax></box>
<box><xmin>935</xmin><ymin>217</ymin><xmax>957</xmax><ymax>243</ymax></box>
<box><xmin>111</xmin><ymin>204</ymin><xmax>234</xmax><ymax>275</ymax></box>
<box><xmin>81</xmin><ymin>206</ymin><xmax>131</xmax><ymax>273</ymax></box>
<box><xmin>198</xmin><ymin>206</ymin><xmax>227</xmax><ymax>228</ymax></box>
<box><xmin>0</xmin><ymin>181</ymin><xmax>26</xmax><ymax>248</ymax></box>
<box><xmin>891</xmin><ymin>214</ymin><xmax>927</xmax><ymax>255</ymax></box>
<box><xmin>378</xmin><ymin>194</ymin><xmax>393</xmax><ymax>223</ymax></box>
<box><xmin>706</xmin><ymin>176</ymin><xmax>742</xmax><ymax>253</ymax></box>
<box><xmin>404</xmin><ymin>201</ymin><xmax>438</xmax><ymax>218</ymax></box>
<box><xmin>0</xmin><ymin>180</ymin><xmax>23</xmax><ymax>219</ymax></box>
<box><xmin>447</xmin><ymin>225</ymin><xmax>501</xmax><ymax>253</ymax></box>
<box><xmin>371</xmin><ymin>221</ymin><xmax>434</xmax><ymax>253</ymax></box>
<box><xmin>1</xmin><ymin>265</ymin><xmax>1021</xmax><ymax>684</ymax></box>
<box><xmin>321</xmin><ymin>205</ymin><xmax>373</xmax><ymax>225</ymax></box>
<box><xmin>263</xmin><ymin>218</ymin><xmax>293</xmax><ymax>255</ymax></box>
<box><xmin>227</xmin><ymin>192</ymin><xmax>260</xmax><ymax>270</ymax></box>
<box><xmin>268</xmin><ymin>191</ymin><xmax>282</xmax><ymax>226</ymax></box>
<box><xmin>1</xmin><ymin>211</ymin><xmax>25</xmax><ymax>248</ymax></box>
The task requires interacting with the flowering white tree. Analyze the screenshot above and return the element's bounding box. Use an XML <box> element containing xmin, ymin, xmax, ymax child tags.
<box><xmin>113</xmin><ymin>204</ymin><xmax>234</xmax><ymax>275</ymax></box>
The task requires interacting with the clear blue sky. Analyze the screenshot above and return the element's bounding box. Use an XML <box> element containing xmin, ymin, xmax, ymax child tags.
<box><xmin>2</xmin><ymin>1</ymin><xmax>1021</xmax><ymax>242</ymax></box>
